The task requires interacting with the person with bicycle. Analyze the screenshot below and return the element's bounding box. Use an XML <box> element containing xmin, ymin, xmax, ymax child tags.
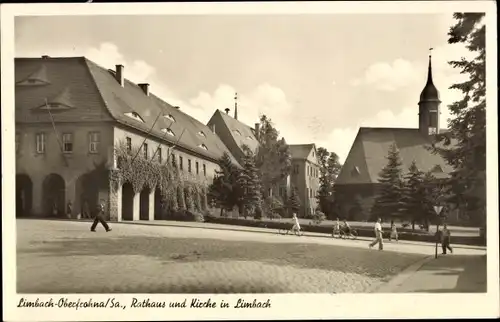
<box><xmin>341</xmin><ymin>219</ymin><xmax>352</xmax><ymax>238</ymax></box>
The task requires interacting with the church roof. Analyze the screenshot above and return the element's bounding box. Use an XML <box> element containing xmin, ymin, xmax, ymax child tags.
<box><xmin>15</xmin><ymin>56</ymin><xmax>239</xmax><ymax>164</ymax></box>
<box><xmin>336</xmin><ymin>127</ymin><xmax>453</xmax><ymax>185</ymax></box>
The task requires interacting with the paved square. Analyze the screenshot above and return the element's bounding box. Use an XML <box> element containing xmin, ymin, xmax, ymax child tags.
<box><xmin>16</xmin><ymin>219</ymin><xmax>443</xmax><ymax>293</ymax></box>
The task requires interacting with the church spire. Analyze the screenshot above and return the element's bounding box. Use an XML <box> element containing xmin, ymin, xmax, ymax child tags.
<box><xmin>419</xmin><ymin>48</ymin><xmax>440</xmax><ymax>103</ymax></box>
<box><xmin>418</xmin><ymin>48</ymin><xmax>441</xmax><ymax>136</ymax></box>
<box><xmin>426</xmin><ymin>48</ymin><xmax>434</xmax><ymax>84</ymax></box>
<box><xmin>234</xmin><ymin>92</ymin><xmax>238</xmax><ymax>120</ymax></box>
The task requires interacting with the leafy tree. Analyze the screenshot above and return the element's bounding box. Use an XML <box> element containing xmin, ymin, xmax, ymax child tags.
<box><xmin>255</xmin><ymin>115</ymin><xmax>292</xmax><ymax>193</ymax></box>
<box><xmin>263</xmin><ymin>196</ymin><xmax>284</xmax><ymax>219</ymax></box>
<box><xmin>371</xmin><ymin>143</ymin><xmax>405</xmax><ymax>221</ymax></box>
<box><xmin>237</xmin><ymin>145</ymin><xmax>262</xmax><ymax>218</ymax></box>
<box><xmin>316</xmin><ymin>147</ymin><xmax>342</xmax><ymax>216</ymax></box>
<box><xmin>207</xmin><ymin>152</ymin><xmax>241</xmax><ymax>216</ymax></box>
<box><xmin>431</xmin><ymin>13</ymin><xmax>486</xmax><ymax>227</ymax></box>
<box><xmin>287</xmin><ymin>186</ymin><xmax>301</xmax><ymax>216</ymax></box>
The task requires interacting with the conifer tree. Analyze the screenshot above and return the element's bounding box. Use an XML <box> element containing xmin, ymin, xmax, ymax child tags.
<box><xmin>238</xmin><ymin>146</ymin><xmax>262</xmax><ymax>218</ymax></box>
<box><xmin>207</xmin><ymin>152</ymin><xmax>241</xmax><ymax>216</ymax></box>
<box><xmin>371</xmin><ymin>143</ymin><xmax>405</xmax><ymax>221</ymax></box>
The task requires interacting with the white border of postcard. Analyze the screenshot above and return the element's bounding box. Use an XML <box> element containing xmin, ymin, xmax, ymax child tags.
<box><xmin>2</xmin><ymin>1</ymin><xmax>499</xmax><ymax>320</ymax></box>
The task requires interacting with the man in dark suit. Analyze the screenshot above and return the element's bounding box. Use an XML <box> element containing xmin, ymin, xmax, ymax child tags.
<box><xmin>90</xmin><ymin>199</ymin><xmax>112</xmax><ymax>232</ymax></box>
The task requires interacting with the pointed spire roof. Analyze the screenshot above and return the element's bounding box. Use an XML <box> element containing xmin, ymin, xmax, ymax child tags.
<box><xmin>419</xmin><ymin>52</ymin><xmax>440</xmax><ymax>103</ymax></box>
<box><xmin>234</xmin><ymin>92</ymin><xmax>238</xmax><ymax>120</ymax></box>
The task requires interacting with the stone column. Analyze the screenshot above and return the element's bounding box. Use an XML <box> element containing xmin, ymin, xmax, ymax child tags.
<box><xmin>132</xmin><ymin>192</ymin><xmax>140</xmax><ymax>221</ymax></box>
<box><xmin>110</xmin><ymin>183</ymin><xmax>122</xmax><ymax>222</ymax></box>
<box><xmin>31</xmin><ymin>176</ymin><xmax>44</xmax><ymax>217</ymax></box>
<box><xmin>148</xmin><ymin>190</ymin><xmax>155</xmax><ymax>221</ymax></box>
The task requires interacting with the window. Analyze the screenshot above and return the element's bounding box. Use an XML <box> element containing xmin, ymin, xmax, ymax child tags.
<box><xmin>124</xmin><ymin>111</ymin><xmax>145</xmax><ymax>123</ymax></box>
<box><xmin>233</xmin><ymin>130</ymin><xmax>242</xmax><ymax>136</ymax></box>
<box><xmin>62</xmin><ymin>133</ymin><xmax>73</xmax><ymax>153</ymax></box>
<box><xmin>143</xmin><ymin>143</ymin><xmax>148</xmax><ymax>159</ymax></box>
<box><xmin>35</xmin><ymin>133</ymin><xmax>45</xmax><ymax>154</ymax></box>
<box><xmin>196</xmin><ymin>161</ymin><xmax>199</xmax><ymax>175</ymax></box>
<box><xmin>246</xmin><ymin>136</ymin><xmax>254</xmax><ymax>140</ymax></box>
<box><xmin>161</xmin><ymin>128</ymin><xmax>175</xmax><ymax>136</ymax></box>
<box><xmin>164</xmin><ymin>114</ymin><xmax>176</xmax><ymax>122</ymax></box>
<box><xmin>171</xmin><ymin>153</ymin><xmax>176</xmax><ymax>168</ymax></box>
<box><xmin>293</xmin><ymin>164</ymin><xmax>299</xmax><ymax>175</ymax></box>
<box><xmin>203</xmin><ymin>164</ymin><xmax>207</xmax><ymax>176</ymax></box>
<box><xmin>126</xmin><ymin>137</ymin><xmax>132</xmax><ymax>152</ymax></box>
<box><xmin>179</xmin><ymin>156</ymin><xmax>184</xmax><ymax>170</ymax></box>
<box><xmin>89</xmin><ymin>132</ymin><xmax>100</xmax><ymax>153</ymax></box>
<box><xmin>188</xmin><ymin>159</ymin><xmax>192</xmax><ymax>173</ymax></box>
<box><xmin>198</xmin><ymin>131</ymin><xmax>206</xmax><ymax>137</ymax></box>
<box><xmin>157</xmin><ymin>147</ymin><xmax>162</xmax><ymax>163</ymax></box>
<box><xmin>15</xmin><ymin>132</ymin><xmax>20</xmax><ymax>153</ymax></box>
<box><xmin>198</xmin><ymin>144</ymin><xmax>208</xmax><ymax>150</ymax></box>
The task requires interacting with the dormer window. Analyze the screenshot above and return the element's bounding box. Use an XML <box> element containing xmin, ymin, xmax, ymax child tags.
<box><xmin>351</xmin><ymin>166</ymin><xmax>361</xmax><ymax>176</ymax></box>
<box><xmin>246</xmin><ymin>136</ymin><xmax>254</xmax><ymax>140</ymax></box>
<box><xmin>38</xmin><ymin>102</ymin><xmax>71</xmax><ymax>111</ymax></box>
<box><xmin>233</xmin><ymin>130</ymin><xmax>242</xmax><ymax>136</ymax></box>
<box><xmin>431</xmin><ymin>165</ymin><xmax>443</xmax><ymax>173</ymax></box>
<box><xmin>198</xmin><ymin>144</ymin><xmax>208</xmax><ymax>150</ymax></box>
<box><xmin>124</xmin><ymin>112</ymin><xmax>145</xmax><ymax>123</ymax></box>
<box><xmin>161</xmin><ymin>128</ymin><xmax>175</xmax><ymax>136</ymax></box>
<box><xmin>164</xmin><ymin>114</ymin><xmax>176</xmax><ymax>122</ymax></box>
<box><xmin>198</xmin><ymin>131</ymin><xmax>206</xmax><ymax>138</ymax></box>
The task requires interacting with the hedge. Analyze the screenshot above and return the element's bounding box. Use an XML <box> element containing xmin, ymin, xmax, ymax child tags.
<box><xmin>203</xmin><ymin>216</ymin><xmax>485</xmax><ymax>246</ymax></box>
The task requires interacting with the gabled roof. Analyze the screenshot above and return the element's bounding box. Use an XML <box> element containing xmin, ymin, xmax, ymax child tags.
<box><xmin>15</xmin><ymin>56</ymin><xmax>239</xmax><ymax>164</ymax></box>
<box><xmin>336</xmin><ymin>127</ymin><xmax>453</xmax><ymax>185</ymax></box>
<box><xmin>207</xmin><ymin>109</ymin><xmax>260</xmax><ymax>156</ymax></box>
<box><xmin>288</xmin><ymin>144</ymin><xmax>316</xmax><ymax>160</ymax></box>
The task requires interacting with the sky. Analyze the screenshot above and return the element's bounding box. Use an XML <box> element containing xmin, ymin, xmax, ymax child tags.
<box><xmin>15</xmin><ymin>13</ymin><xmax>472</xmax><ymax>162</ymax></box>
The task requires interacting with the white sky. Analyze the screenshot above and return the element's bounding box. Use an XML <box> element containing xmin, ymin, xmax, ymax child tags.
<box><xmin>15</xmin><ymin>13</ymin><xmax>471</xmax><ymax>162</ymax></box>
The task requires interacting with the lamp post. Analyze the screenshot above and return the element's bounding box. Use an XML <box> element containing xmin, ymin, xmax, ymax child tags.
<box><xmin>433</xmin><ymin>205</ymin><xmax>443</xmax><ymax>259</ymax></box>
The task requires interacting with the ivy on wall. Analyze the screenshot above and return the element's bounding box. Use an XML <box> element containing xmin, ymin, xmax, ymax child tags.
<box><xmin>112</xmin><ymin>141</ymin><xmax>209</xmax><ymax>213</ymax></box>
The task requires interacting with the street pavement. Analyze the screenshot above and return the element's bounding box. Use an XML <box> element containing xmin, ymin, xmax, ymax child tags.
<box><xmin>15</xmin><ymin>219</ymin><xmax>487</xmax><ymax>294</ymax></box>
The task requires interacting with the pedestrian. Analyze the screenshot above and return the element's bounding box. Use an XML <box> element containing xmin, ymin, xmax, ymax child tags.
<box><xmin>389</xmin><ymin>221</ymin><xmax>398</xmax><ymax>242</ymax></box>
<box><xmin>290</xmin><ymin>212</ymin><xmax>301</xmax><ymax>236</ymax></box>
<box><xmin>341</xmin><ymin>219</ymin><xmax>352</xmax><ymax>239</ymax></box>
<box><xmin>52</xmin><ymin>201</ymin><xmax>58</xmax><ymax>217</ymax></box>
<box><xmin>369</xmin><ymin>217</ymin><xmax>384</xmax><ymax>250</ymax></box>
<box><xmin>441</xmin><ymin>224</ymin><xmax>453</xmax><ymax>254</ymax></box>
<box><xmin>66</xmin><ymin>201</ymin><xmax>73</xmax><ymax>219</ymax></box>
<box><xmin>90</xmin><ymin>200</ymin><xmax>112</xmax><ymax>232</ymax></box>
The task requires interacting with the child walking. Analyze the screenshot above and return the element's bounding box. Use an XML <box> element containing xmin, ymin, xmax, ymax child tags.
<box><xmin>389</xmin><ymin>222</ymin><xmax>398</xmax><ymax>242</ymax></box>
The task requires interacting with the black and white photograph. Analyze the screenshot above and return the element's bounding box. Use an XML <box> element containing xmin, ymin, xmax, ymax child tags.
<box><xmin>2</xmin><ymin>1</ymin><xmax>498</xmax><ymax>320</ymax></box>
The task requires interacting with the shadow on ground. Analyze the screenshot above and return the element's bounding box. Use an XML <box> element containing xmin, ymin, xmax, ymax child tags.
<box><xmin>18</xmin><ymin>235</ymin><xmax>425</xmax><ymax>279</ymax></box>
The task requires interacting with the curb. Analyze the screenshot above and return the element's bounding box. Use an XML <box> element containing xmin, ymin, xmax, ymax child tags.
<box><xmin>369</xmin><ymin>255</ymin><xmax>435</xmax><ymax>293</ymax></box>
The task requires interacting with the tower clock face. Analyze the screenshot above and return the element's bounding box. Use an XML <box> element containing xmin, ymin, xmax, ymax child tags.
<box><xmin>428</xmin><ymin>127</ymin><xmax>437</xmax><ymax>135</ymax></box>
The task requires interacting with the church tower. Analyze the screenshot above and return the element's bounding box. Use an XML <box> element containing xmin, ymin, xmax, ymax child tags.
<box><xmin>418</xmin><ymin>51</ymin><xmax>441</xmax><ymax>136</ymax></box>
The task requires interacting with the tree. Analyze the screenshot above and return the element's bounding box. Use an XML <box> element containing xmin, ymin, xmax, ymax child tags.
<box><xmin>237</xmin><ymin>145</ymin><xmax>262</xmax><ymax>218</ymax></box>
<box><xmin>371</xmin><ymin>144</ymin><xmax>405</xmax><ymax>221</ymax></box>
<box><xmin>316</xmin><ymin>147</ymin><xmax>342</xmax><ymax>216</ymax></box>
<box><xmin>431</xmin><ymin>13</ymin><xmax>486</xmax><ymax>227</ymax></box>
<box><xmin>255</xmin><ymin>115</ymin><xmax>292</xmax><ymax>193</ymax></box>
<box><xmin>287</xmin><ymin>187</ymin><xmax>301</xmax><ymax>216</ymax></box>
<box><xmin>401</xmin><ymin>161</ymin><xmax>436</xmax><ymax>230</ymax></box>
<box><xmin>207</xmin><ymin>152</ymin><xmax>241</xmax><ymax>216</ymax></box>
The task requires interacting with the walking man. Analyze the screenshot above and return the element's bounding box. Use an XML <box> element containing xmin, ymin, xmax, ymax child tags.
<box><xmin>369</xmin><ymin>217</ymin><xmax>384</xmax><ymax>250</ymax></box>
<box><xmin>90</xmin><ymin>199</ymin><xmax>112</xmax><ymax>232</ymax></box>
<box><xmin>441</xmin><ymin>224</ymin><xmax>453</xmax><ymax>254</ymax></box>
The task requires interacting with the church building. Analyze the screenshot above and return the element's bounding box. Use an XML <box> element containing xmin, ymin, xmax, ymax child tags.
<box><xmin>334</xmin><ymin>54</ymin><xmax>457</xmax><ymax>222</ymax></box>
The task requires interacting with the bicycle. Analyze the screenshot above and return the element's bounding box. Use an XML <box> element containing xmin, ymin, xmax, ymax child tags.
<box><xmin>339</xmin><ymin>227</ymin><xmax>358</xmax><ymax>240</ymax></box>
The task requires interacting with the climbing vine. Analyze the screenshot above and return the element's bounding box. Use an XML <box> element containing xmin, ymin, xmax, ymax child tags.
<box><xmin>112</xmin><ymin>140</ymin><xmax>208</xmax><ymax>213</ymax></box>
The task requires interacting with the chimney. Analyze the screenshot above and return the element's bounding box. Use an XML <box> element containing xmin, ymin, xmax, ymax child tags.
<box><xmin>116</xmin><ymin>64</ymin><xmax>124</xmax><ymax>87</ymax></box>
<box><xmin>225</xmin><ymin>108</ymin><xmax>230</xmax><ymax>114</ymax></box>
<box><xmin>254</xmin><ymin>123</ymin><xmax>260</xmax><ymax>140</ymax></box>
<box><xmin>138</xmin><ymin>83</ymin><xmax>150</xmax><ymax>96</ymax></box>
<box><xmin>41</xmin><ymin>55</ymin><xmax>50</xmax><ymax>59</ymax></box>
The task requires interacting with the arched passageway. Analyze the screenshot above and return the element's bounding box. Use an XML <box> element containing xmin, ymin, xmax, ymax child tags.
<box><xmin>122</xmin><ymin>182</ymin><xmax>134</xmax><ymax>221</ymax></box>
<box><xmin>139</xmin><ymin>187</ymin><xmax>151</xmax><ymax>220</ymax></box>
<box><xmin>42</xmin><ymin>173</ymin><xmax>65</xmax><ymax>217</ymax></box>
<box><xmin>16</xmin><ymin>174</ymin><xmax>33</xmax><ymax>217</ymax></box>
<box><xmin>75</xmin><ymin>173</ymin><xmax>99</xmax><ymax>218</ymax></box>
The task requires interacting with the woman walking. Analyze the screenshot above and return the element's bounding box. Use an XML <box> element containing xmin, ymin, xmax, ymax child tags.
<box><xmin>441</xmin><ymin>224</ymin><xmax>453</xmax><ymax>254</ymax></box>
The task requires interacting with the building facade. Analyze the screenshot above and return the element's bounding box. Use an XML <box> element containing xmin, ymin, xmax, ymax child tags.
<box><xmin>289</xmin><ymin>144</ymin><xmax>321</xmax><ymax>217</ymax></box>
<box><xmin>15</xmin><ymin>56</ymin><xmax>238</xmax><ymax>221</ymax></box>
